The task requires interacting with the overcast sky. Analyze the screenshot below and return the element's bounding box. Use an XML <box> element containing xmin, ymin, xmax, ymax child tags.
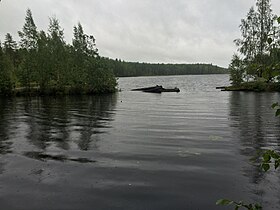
<box><xmin>0</xmin><ymin>0</ymin><xmax>280</xmax><ymax>67</ymax></box>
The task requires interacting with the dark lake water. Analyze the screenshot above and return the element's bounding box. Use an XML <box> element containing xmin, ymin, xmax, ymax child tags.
<box><xmin>0</xmin><ymin>74</ymin><xmax>280</xmax><ymax>210</ymax></box>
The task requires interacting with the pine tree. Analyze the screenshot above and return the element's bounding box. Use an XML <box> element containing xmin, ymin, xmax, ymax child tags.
<box><xmin>73</xmin><ymin>23</ymin><xmax>87</xmax><ymax>54</ymax></box>
<box><xmin>18</xmin><ymin>9</ymin><xmax>39</xmax><ymax>89</ymax></box>
<box><xmin>36</xmin><ymin>30</ymin><xmax>51</xmax><ymax>90</ymax></box>
<box><xmin>18</xmin><ymin>8</ymin><xmax>38</xmax><ymax>50</ymax></box>
<box><xmin>48</xmin><ymin>17</ymin><xmax>67</xmax><ymax>88</ymax></box>
<box><xmin>3</xmin><ymin>33</ymin><xmax>18</xmax><ymax>70</ymax></box>
<box><xmin>0</xmin><ymin>42</ymin><xmax>14</xmax><ymax>95</ymax></box>
<box><xmin>4</xmin><ymin>33</ymin><xmax>17</xmax><ymax>55</ymax></box>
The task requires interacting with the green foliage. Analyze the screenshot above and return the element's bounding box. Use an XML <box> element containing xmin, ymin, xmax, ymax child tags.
<box><xmin>216</xmin><ymin>199</ymin><xmax>262</xmax><ymax>210</ymax></box>
<box><xmin>4</xmin><ymin>33</ymin><xmax>17</xmax><ymax>55</ymax></box>
<box><xmin>261</xmin><ymin>150</ymin><xmax>280</xmax><ymax>171</ymax></box>
<box><xmin>0</xmin><ymin>8</ymin><xmax>117</xmax><ymax>95</ymax></box>
<box><xmin>18</xmin><ymin>8</ymin><xmax>38</xmax><ymax>50</ymax></box>
<box><xmin>216</xmin><ymin>199</ymin><xmax>234</xmax><ymax>205</ymax></box>
<box><xmin>271</xmin><ymin>102</ymin><xmax>280</xmax><ymax>116</ymax></box>
<box><xmin>229</xmin><ymin>54</ymin><xmax>245</xmax><ymax>85</ymax></box>
<box><xmin>102</xmin><ymin>57</ymin><xmax>227</xmax><ymax>77</ymax></box>
<box><xmin>230</xmin><ymin>0</ymin><xmax>280</xmax><ymax>85</ymax></box>
<box><xmin>0</xmin><ymin>49</ymin><xmax>14</xmax><ymax>94</ymax></box>
<box><xmin>267</xmin><ymin>37</ymin><xmax>273</xmax><ymax>45</ymax></box>
<box><xmin>235</xmin><ymin>0</ymin><xmax>275</xmax><ymax>59</ymax></box>
<box><xmin>47</xmin><ymin>17</ymin><xmax>68</xmax><ymax>88</ymax></box>
<box><xmin>244</xmin><ymin>80</ymin><xmax>266</xmax><ymax>91</ymax></box>
<box><xmin>234</xmin><ymin>7</ymin><xmax>259</xmax><ymax>60</ymax></box>
<box><xmin>36</xmin><ymin>30</ymin><xmax>51</xmax><ymax>90</ymax></box>
<box><xmin>72</xmin><ymin>23</ymin><xmax>98</xmax><ymax>57</ymax></box>
<box><xmin>73</xmin><ymin>23</ymin><xmax>87</xmax><ymax>55</ymax></box>
<box><xmin>260</xmin><ymin>106</ymin><xmax>280</xmax><ymax>171</ymax></box>
<box><xmin>218</xmin><ymin>101</ymin><xmax>280</xmax><ymax>209</ymax></box>
<box><xmin>88</xmin><ymin>67</ymin><xmax>117</xmax><ymax>93</ymax></box>
<box><xmin>17</xmin><ymin>51</ymin><xmax>37</xmax><ymax>89</ymax></box>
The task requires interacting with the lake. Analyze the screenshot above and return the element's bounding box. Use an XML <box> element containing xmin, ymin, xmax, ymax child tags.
<box><xmin>0</xmin><ymin>74</ymin><xmax>280</xmax><ymax>210</ymax></box>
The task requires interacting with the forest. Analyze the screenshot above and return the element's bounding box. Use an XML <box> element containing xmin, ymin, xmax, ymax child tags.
<box><xmin>0</xmin><ymin>9</ymin><xmax>228</xmax><ymax>96</ymax></box>
<box><xmin>0</xmin><ymin>9</ymin><xmax>117</xmax><ymax>96</ymax></box>
<box><xmin>102</xmin><ymin>58</ymin><xmax>227</xmax><ymax>77</ymax></box>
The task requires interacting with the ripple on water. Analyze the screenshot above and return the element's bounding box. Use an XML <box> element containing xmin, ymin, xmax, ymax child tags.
<box><xmin>0</xmin><ymin>75</ymin><xmax>280</xmax><ymax>209</ymax></box>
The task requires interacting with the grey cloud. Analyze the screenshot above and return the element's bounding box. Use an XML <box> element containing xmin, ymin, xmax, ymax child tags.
<box><xmin>0</xmin><ymin>0</ymin><xmax>280</xmax><ymax>67</ymax></box>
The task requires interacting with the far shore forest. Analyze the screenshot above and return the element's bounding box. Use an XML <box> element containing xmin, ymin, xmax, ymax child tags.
<box><xmin>0</xmin><ymin>9</ymin><xmax>226</xmax><ymax>96</ymax></box>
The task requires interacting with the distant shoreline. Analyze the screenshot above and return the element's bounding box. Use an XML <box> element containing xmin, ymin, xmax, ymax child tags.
<box><xmin>117</xmin><ymin>72</ymin><xmax>229</xmax><ymax>78</ymax></box>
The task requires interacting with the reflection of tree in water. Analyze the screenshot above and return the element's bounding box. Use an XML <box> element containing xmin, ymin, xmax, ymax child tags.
<box><xmin>229</xmin><ymin>92</ymin><xmax>280</xmax><ymax>204</ymax></box>
<box><xmin>74</xmin><ymin>95</ymin><xmax>117</xmax><ymax>151</ymax></box>
<box><xmin>0</xmin><ymin>98</ymin><xmax>8</xmax><ymax>175</ymax></box>
<box><xmin>0</xmin><ymin>98</ymin><xmax>12</xmax><ymax>155</ymax></box>
<box><xmin>24</xmin><ymin>94</ymin><xmax>117</xmax><ymax>152</ymax></box>
<box><xmin>39</xmin><ymin>97</ymin><xmax>70</xmax><ymax>150</ymax></box>
<box><xmin>24</xmin><ymin>98</ymin><xmax>49</xmax><ymax>150</ymax></box>
<box><xmin>0</xmin><ymin>97</ymin><xmax>17</xmax><ymax>174</ymax></box>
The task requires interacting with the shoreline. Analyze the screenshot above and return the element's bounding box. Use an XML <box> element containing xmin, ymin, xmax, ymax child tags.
<box><xmin>217</xmin><ymin>82</ymin><xmax>280</xmax><ymax>92</ymax></box>
<box><xmin>0</xmin><ymin>86</ymin><xmax>117</xmax><ymax>97</ymax></box>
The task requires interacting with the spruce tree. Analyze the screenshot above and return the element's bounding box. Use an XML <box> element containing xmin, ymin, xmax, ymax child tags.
<box><xmin>18</xmin><ymin>8</ymin><xmax>38</xmax><ymax>50</ymax></box>
<box><xmin>4</xmin><ymin>33</ymin><xmax>17</xmax><ymax>55</ymax></box>
<box><xmin>0</xmin><ymin>42</ymin><xmax>14</xmax><ymax>95</ymax></box>
<box><xmin>48</xmin><ymin>17</ymin><xmax>67</xmax><ymax>88</ymax></box>
<box><xmin>18</xmin><ymin>9</ymin><xmax>39</xmax><ymax>89</ymax></box>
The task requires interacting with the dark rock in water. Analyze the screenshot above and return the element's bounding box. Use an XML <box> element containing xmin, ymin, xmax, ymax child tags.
<box><xmin>132</xmin><ymin>85</ymin><xmax>180</xmax><ymax>93</ymax></box>
<box><xmin>216</xmin><ymin>86</ymin><xmax>226</xmax><ymax>89</ymax></box>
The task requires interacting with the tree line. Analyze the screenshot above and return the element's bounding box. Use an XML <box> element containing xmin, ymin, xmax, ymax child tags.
<box><xmin>0</xmin><ymin>8</ymin><xmax>228</xmax><ymax>96</ymax></box>
<box><xmin>0</xmin><ymin>9</ymin><xmax>117</xmax><ymax>95</ymax></box>
<box><xmin>229</xmin><ymin>0</ymin><xmax>280</xmax><ymax>89</ymax></box>
<box><xmin>101</xmin><ymin>58</ymin><xmax>227</xmax><ymax>77</ymax></box>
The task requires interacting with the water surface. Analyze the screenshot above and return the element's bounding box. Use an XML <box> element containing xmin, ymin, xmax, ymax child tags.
<box><xmin>0</xmin><ymin>75</ymin><xmax>280</xmax><ymax>210</ymax></box>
